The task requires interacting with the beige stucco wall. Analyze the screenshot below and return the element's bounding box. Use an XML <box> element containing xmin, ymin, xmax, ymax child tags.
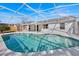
<box><xmin>21</xmin><ymin>17</ymin><xmax>77</xmax><ymax>34</ymax></box>
<box><xmin>38</xmin><ymin>24</ymin><xmax>44</xmax><ymax>31</ymax></box>
<box><xmin>48</xmin><ymin>24</ymin><xmax>60</xmax><ymax>30</ymax></box>
<box><xmin>28</xmin><ymin>24</ymin><xmax>36</xmax><ymax>31</ymax></box>
<box><xmin>48</xmin><ymin>22</ymin><xmax>76</xmax><ymax>34</ymax></box>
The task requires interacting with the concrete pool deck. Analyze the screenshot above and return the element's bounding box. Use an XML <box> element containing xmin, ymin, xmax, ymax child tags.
<box><xmin>0</xmin><ymin>31</ymin><xmax>79</xmax><ymax>56</ymax></box>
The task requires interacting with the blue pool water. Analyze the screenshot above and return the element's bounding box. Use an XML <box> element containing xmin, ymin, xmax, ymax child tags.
<box><xmin>2</xmin><ymin>33</ymin><xmax>79</xmax><ymax>53</ymax></box>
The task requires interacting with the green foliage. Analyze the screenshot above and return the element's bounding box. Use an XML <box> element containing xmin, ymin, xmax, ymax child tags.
<box><xmin>0</xmin><ymin>24</ymin><xmax>10</xmax><ymax>32</ymax></box>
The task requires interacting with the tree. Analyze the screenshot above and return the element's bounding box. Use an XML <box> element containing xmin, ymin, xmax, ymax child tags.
<box><xmin>0</xmin><ymin>24</ymin><xmax>10</xmax><ymax>32</ymax></box>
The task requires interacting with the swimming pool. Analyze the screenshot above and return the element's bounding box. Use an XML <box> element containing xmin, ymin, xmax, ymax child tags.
<box><xmin>1</xmin><ymin>33</ymin><xmax>79</xmax><ymax>53</ymax></box>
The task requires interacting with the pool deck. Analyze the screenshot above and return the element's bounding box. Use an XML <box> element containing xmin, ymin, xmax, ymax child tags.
<box><xmin>0</xmin><ymin>31</ymin><xmax>79</xmax><ymax>56</ymax></box>
<box><xmin>1</xmin><ymin>30</ymin><xmax>79</xmax><ymax>40</ymax></box>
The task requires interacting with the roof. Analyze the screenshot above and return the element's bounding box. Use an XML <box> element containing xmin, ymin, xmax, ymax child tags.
<box><xmin>22</xmin><ymin>16</ymin><xmax>76</xmax><ymax>25</ymax></box>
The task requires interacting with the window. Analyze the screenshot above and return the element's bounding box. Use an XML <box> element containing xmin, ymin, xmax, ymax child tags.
<box><xmin>29</xmin><ymin>25</ymin><xmax>30</xmax><ymax>31</ymax></box>
<box><xmin>43</xmin><ymin>24</ymin><xmax>48</xmax><ymax>29</ymax></box>
<box><xmin>60</xmin><ymin>23</ymin><xmax>65</xmax><ymax>29</ymax></box>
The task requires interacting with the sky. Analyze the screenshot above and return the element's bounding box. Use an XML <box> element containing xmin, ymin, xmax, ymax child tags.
<box><xmin>0</xmin><ymin>3</ymin><xmax>79</xmax><ymax>24</ymax></box>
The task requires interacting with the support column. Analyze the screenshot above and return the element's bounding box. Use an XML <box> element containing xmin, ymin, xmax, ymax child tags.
<box><xmin>35</xmin><ymin>24</ymin><xmax>37</xmax><ymax>31</ymax></box>
<box><xmin>26</xmin><ymin>25</ymin><xmax>29</xmax><ymax>31</ymax></box>
<box><xmin>73</xmin><ymin>21</ymin><xmax>76</xmax><ymax>34</ymax></box>
<box><xmin>74</xmin><ymin>21</ymin><xmax>78</xmax><ymax>34</ymax></box>
<box><xmin>28</xmin><ymin>25</ymin><xmax>30</xmax><ymax>31</ymax></box>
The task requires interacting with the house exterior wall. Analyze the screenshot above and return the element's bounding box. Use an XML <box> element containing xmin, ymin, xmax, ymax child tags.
<box><xmin>24</xmin><ymin>22</ymin><xmax>77</xmax><ymax>34</ymax></box>
<box><xmin>28</xmin><ymin>24</ymin><xmax>35</xmax><ymax>31</ymax></box>
<box><xmin>16</xmin><ymin>25</ymin><xmax>23</xmax><ymax>31</ymax></box>
<box><xmin>38</xmin><ymin>24</ymin><xmax>44</xmax><ymax>31</ymax></box>
<box><xmin>27</xmin><ymin>24</ymin><xmax>44</xmax><ymax>31</ymax></box>
<box><xmin>17</xmin><ymin>16</ymin><xmax>77</xmax><ymax>34</ymax></box>
<box><xmin>48</xmin><ymin>24</ymin><xmax>60</xmax><ymax>30</ymax></box>
<box><xmin>47</xmin><ymin>22</ymin><xmax>76</xmax><ymax>34</ymax></box>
